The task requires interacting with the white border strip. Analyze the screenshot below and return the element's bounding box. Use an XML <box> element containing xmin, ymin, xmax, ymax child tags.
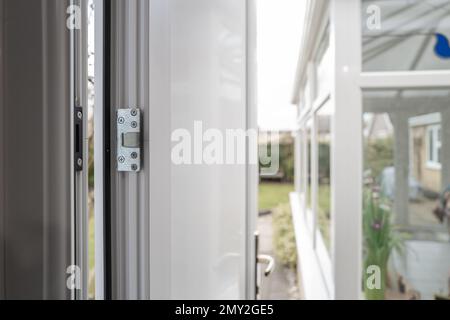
<box><xmin>94</xmin><ymin>0</ymin><xmax>105</xmax><ymax>300</ymax></box>
<box><xmin>360</xmin><ymin>71</ymin><xmax>450</xmax><ymax>89</ymax></box>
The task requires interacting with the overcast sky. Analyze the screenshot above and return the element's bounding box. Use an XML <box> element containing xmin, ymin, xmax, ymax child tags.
<box><xmin>257</xmin><ymin>0</ymin><xmax>306</xmax><ymax>131</ymax></box>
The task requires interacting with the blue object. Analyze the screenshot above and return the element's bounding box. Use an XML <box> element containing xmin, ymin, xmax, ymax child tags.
<box><xmin>434</xmin><ymin>33</ymin><xmax>450</xmax><ymax>59</ymax></box>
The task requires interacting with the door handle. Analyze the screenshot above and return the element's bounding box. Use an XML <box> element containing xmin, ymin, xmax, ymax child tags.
<box><xmin>254</xmin><ymin>232</ymin><xmax>275</xmax><ymax>299</ymax></box>
<box><xmin>257</xmin><ymin>254</ymin><xmax>275</xmax><ymax>277</ymax></box>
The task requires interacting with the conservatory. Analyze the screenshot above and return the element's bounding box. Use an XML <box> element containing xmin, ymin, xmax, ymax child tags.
<box><xmin>291</xmin><ymin>0</ymin><xmax>450</xmax><ymax>300</ymax></box>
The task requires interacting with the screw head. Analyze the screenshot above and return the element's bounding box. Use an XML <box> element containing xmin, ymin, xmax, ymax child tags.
<box><xmin>131</xmin><ymin>152</ymin><xmax>138</xmax><ymax>159</ymax></box>
<box><xmin>131</xmin><ymin>121</ymin><xmax>138</xmax><ymax>129</ymax></box>
<box><xmin>118</xmin><ymin>117</ymin><xmax>125</xmax><ymax>125</ymax></box>
<box><xmin>131</xmin><ymin>109</ymin><xmax>138</xmax><ymax>117</ymax></box>
<box><xmin>118</xmin><ymin>156</ymin><xmax>125</xmax><ymax>163</ymax></box>
<box><xmin>77</xmin><ymin>158</ymin><xmax>83</xmax><ymax>167</ymax></box>
<box><xmin>77</xmin><ymin>111</ymin><xmax>83</xmax><ymax>120</ymax></box>
<box><xmin>131</xmin><ymin>164</ymin><xmax>138</xmax><ymax>171</ymax></box>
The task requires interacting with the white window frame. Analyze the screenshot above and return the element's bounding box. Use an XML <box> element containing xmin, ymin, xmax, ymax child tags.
<box><xmin>313</xmin><ymin>99</ymin><xmax>334</xmax><ymax>296</ymax></box>
<box><xmin>426</xmin><ymin>124</ymin><xmax>442</xmax><ymax>169</ymax></box>
<box><xmin>315</xmin><ymin>22</ymin><xmax>331</xmax><ymax>100</ymax></box>
<box><xmin>305</xmin><ymin>117</ymin><xmax>315</xmax><ymax>235</ymax></box>
<box><xmin>293</xmin><ymin>0</ymin><xmax>450</xmax><ymax>300</ymax></box>
<box><xmin>295</xmin><ymin>2</ymin><xmax>334</xmax><ymax>299</ymax></box>
<box><xmin>340</xmin><ymin>0</ymin><xmax>450</xmax><ymax>300</ymax></box>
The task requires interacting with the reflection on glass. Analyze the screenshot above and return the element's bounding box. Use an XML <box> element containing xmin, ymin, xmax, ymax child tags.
<box><xmin>316</xmin><ymin>26</ymin><xmax>331</xmax><ymax>98</ymax></box>
<box><xmin>363</xmin><ymin>89</ymin><xmax>450</xmax><ymax>300</ymax></box>
<box><xmin>306</xmin><ymin>119</ymin><xmax>313</xmax><ymax>231</ymax></box>
<box><xmin>362</xmin><ymin>0</ymin><xmax>450</xmax><ymax>71</ymax></box>
<box><xmin>316</xmin><ymin>102</ymin><xmax>333</xmax><ymax>253</ymax></box>
<box><xmin>409</xmin><ymin>113</ymin><xmax>443</xmax><ymax>227</ymax></box>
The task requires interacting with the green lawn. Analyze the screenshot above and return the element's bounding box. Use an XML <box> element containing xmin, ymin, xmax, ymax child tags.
<box><xmin>259</xmin><ymin>182</ymin><xmax>331</xmax><ymax>251</ymax></box>
<box><xmin>259</xmin><ymin>182</ymin><xmax>294</xmax><ymax>211</ymax></box>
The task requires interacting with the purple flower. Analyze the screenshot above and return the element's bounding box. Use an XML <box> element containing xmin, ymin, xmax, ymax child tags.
<box><xmin>371</xmin><ymin>220</ymin><xmax>382</xmax><ymax>231</ymax></box>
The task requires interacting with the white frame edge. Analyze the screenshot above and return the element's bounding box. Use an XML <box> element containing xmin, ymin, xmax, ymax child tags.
<box><xmin>94</xmin><ymin>0</ymin><xmax>105</xmax><ymax>300</ymax></box>
<box><xmin>330</xmin><ymin>0</ymin><xmax>363</xmax><ymax>300</ymax></box>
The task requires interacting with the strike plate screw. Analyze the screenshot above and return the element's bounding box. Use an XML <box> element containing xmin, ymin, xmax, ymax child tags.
<box><xmin>131</xmin><ymin>164</ymin><xmax>138</xmax><ymax>171</ymax></box>
<box><xmin>118</xmin><ymin>117</ymin><xmax>125</xmax><ymax>124</ymax></box>
<box><xmin>131</xmin><ymin>109</ymin><xmax>138</xmax><ymax>117</ymax></box>
<box><xmin>131</xmin><ymin>152</ymin><xmax>138</xmax><ymax>159</ymax></box>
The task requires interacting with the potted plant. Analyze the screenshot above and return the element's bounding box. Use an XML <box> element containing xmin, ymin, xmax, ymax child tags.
<box><xmin>363</xmin><ymin>190</ymin><xmax>403</xmax><ymax>300</ymax></box>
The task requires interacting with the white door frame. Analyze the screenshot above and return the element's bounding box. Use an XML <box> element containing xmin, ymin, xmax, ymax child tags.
<box><xmin>94</xmin><ymin>0</ymin><xmax>258</xmax><ymax>300</ymax></box>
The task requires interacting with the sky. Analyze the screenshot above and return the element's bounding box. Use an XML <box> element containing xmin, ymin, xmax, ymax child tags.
<box><xmin>257</xmin><ymin>0</ymin><xmax>306</xmax><ymax>132</ymax></box>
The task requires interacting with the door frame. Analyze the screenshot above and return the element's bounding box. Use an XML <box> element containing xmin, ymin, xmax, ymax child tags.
<box><xmin>0</xmin><ymin>0</ymin><xmax>88</xmax><ymax>299</ymax></box>
<box><xmin>95</xmin><ymin>0</ymin><xmax>258</xmax><ymax>300</ymax></box>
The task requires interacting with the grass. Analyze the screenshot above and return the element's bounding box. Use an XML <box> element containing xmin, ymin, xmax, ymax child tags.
<box><xmin>259</xmin><ymin>182</ymin><xmax>297</xmax><ymax>270</ymax></box>
<box><xmin>259</xmin><ymin>182</ymin><xmax>294</xmax><ymax>211</ymax></box>
<box><xmin>259</xmin><ymin>181</ymin><xmax>331</xmax><ymax>253</ymax></box>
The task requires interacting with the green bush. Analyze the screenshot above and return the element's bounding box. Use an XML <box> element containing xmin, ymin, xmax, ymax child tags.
<box><xmin>259</xmin><ymin>142</ymin><xmax>295</xmax><ymax>182</ymax></box>
<box><xmin>365</xmin><ymin>138</ymin><xmax>394</xmax><ymax>181</ymax></box>
<box><xmin>318</xmin><ymin>143</ymin><xmax>330</xmax><ymax>181</ymax></box>
<box><xmin>272</xmin><ymin>204</ymin><xmax>297</xmax><ymax>270</ymax></box>
<box><xmin>259</xmin><ymin>139</ymin><xmax>331</xmax><ymax>184</ymax></box>
<box><xmin>279</xmin><ymin>144</ymin><xmax>294</xmax><ymax>182</ymax></box>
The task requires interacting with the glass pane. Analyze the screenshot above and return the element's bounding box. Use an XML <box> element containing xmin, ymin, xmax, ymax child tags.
<box><xmin>316</xmin><ymin>27</ymin><xmax>331</xmax><ymax>98</ymax></box>
<box><xmin>306</xmin><ymin>119</ymin><xmax>313</xmax><ymax>231</ymax></box>
<box><xmin>316</xmin><ymin>102</ymin><xmax>333</xmax><ymax>253</ymax></box>
<box><xmin>428</xmin><ymin>128</ymin><xmax>435</xmax><ymax>162</ymax></box>
<box><xmin>363</xmin><ymin>89</ymin><xmax>450</xmax><ymax>300</ymax></box>
<box><xmin>362</xmin><ymin>0</ymin><xmax>450</xmax><ymax>71</ymax></box>
<box><xmin>304</xmin><ymin>81</ymin><xmax>312</xmax><ymax>111</ymax></box>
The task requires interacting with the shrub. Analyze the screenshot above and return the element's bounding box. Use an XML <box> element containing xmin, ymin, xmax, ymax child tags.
<box><xmin>259</xmin><ymin>142</ymin><xmax>295</xmax><ymax>183</ymax></box>
<box><xmin>318</xmin><ymin>142</ymin><xmax>330</xmax><ymax>181</ymax></box>
<box><xmin>272</xmin><ymin>204</ymin><xmax>297</xmax><ymax>270</ymax></box>
<box><xmin>365</xmin><ymin>138</ymin><xmax>394</xmax><ymax>181</ymax></box>
<box><xmin>279</xmin><ymin>143</ymin><xmax>294</xmax><ymax>182</ymax></box>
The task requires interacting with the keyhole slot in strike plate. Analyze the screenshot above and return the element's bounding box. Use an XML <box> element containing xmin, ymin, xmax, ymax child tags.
<box><xmin>74</xmin><ymin>107</ymin><xmax>83</xmax><ymax>172</ymax></box>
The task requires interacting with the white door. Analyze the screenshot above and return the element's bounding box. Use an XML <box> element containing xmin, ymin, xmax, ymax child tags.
<box><xmin>96</xmin><ymin>0</ymin><xmax>258</xmax><ymax>300</ymax></box>
<box><xmin>0</xmin><ymin>0</ymin><xmax>89</xmax><ymax>299</ymax></box>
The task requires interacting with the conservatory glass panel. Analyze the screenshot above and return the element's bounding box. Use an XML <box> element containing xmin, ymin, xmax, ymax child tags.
<box><xmin>362</xmin><ymin>89</ymin><xmax>450</xmax><ymax>300</ymax></box>
<box><xmin>362</xmin><ymin>0</ymin><xmax>450</xmax><ymax>72</ymax></box>
<box><xmin>315</xmin><ymin>26</ymin><xmax>331</xmax><ymax>99</ymax></box>
<box><xmin>316</xmin><ymin>101</ymin><xmax>333</xmax><ymax>253</ymax></box>
<box><xmin>306</xmin><ymin>119</ymin><xmax>314</xmax><ymax>233</ymax></box>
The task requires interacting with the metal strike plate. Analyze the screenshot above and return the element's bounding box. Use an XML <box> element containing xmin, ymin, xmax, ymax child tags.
<box><xmin>117</xmin><ymin>108</ymin><xmax>141</xmax><ymax>172</ymax></box>
<box><xmin>74</xmin><ymin>107</ymin><xmax>84</xmax><ymax>172</ymax></box>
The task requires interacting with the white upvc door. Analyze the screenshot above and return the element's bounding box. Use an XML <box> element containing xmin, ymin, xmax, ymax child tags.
<box><xmin>0</xmin><ymin>0</ymin><xmax>89</xmax><ymax>300</ymax></box>
<box><xmin>96</xmin><ymin>0</ymin><xmax>257</xmax><ymax>300</ymax></box>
